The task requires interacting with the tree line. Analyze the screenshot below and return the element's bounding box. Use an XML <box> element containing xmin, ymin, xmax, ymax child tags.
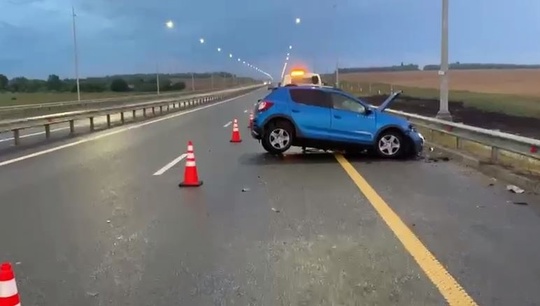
<box><xmin>337</xmin><ymin>63</ymin><xmax>540</xmax><ymax>73</ymax></box>
<box><xmin>0</xmin><ymin>72</ymin><xmax>238</xmax><ymax>93</ymax></box>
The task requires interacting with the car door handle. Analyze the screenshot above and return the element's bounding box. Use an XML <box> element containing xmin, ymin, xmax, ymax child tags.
<box><xmin>334</xmin><ymin>115</ymin><xmax>342</xmax><ymax>119</ymax></box>
<box><xmin>292</xmin><ymin>109</ymin><xmax>300</xmax><ymax>113</ymax></box>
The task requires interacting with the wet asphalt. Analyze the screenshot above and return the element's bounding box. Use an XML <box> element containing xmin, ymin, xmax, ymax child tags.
<box><xmin>0</xmin><ymin>88</ymin><xmax>539</xmax><ymax>305</ymax></box>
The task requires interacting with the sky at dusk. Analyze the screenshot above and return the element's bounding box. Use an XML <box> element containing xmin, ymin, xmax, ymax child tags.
<box><xmin>1</xmin><ymin>0</ymin><xmax>539</xmax><ymax>79</ymax></box>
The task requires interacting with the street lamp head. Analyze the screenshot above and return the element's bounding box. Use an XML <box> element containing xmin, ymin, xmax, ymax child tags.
<box><xmin>295</xmin><ymin>18</ymin><xmax>301</xmax><ymax>24</ymax></box>
<box><xmin>229</xmin><ymin>53</ymin><xmax>233</xmax><ymax>58</ymax></box>
<box><xmin>286</xmin><ymin>57</ymin><xmax>289</xmax><ymax>61</ymax></box>
<box><xmin>289</xmin><ymin>45</ymin><xmax>293</xmax><ymax>50</ymax></box>
<box><xmin>217</xmin><ymin>47</ymin><xmax>221</xmax><ymax>52</ymax></box>
<box><xmin>199</xmin><ymin>38</ymin><xmax>205</xmax><ymax>44</ymax></box>
<box><xmin>165</xmin><ymin>20</ymin><xmax>174</xmax><ymax>29</ymax></box>
<box><xmin>238</xmin><ymin>58</ymin><xmax>241</xmax><ymax>61</ymax></box>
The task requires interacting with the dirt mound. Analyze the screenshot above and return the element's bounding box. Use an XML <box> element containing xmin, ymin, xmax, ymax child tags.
<box><xmin>362</xmin><ymin>95</ymin><xmax>540</xmax><ymax>139</ymax></box>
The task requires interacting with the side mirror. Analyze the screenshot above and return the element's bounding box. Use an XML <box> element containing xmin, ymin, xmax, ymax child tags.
<box><xmin>364</xmin><ymin>108</ymin><xmax>372</xmax><ymax>115</ymax></box>
<box><xmin>311</xmin><ymin>76</ymin><xmax>320</xmax><ymax>84</ymax></box>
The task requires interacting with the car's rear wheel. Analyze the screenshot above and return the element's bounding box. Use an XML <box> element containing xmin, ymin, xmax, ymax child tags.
<box><xmin>262</xmin><ymin>121</ymin><xmax>294</xmax><ymax>154</ymax></box>
<box><xmin>375</xmin><ymin>130</ymin><xmax>404</xmax><ymax>158</ymax></box>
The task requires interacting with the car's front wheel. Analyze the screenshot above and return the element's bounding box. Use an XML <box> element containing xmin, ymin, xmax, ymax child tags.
<box><xmin>262</xmin><ymin>121</ymin><xmax>294</xmax><ymax>154</ymax></box>
<box><xmin>375</xmin><ymin>130</ymin><xmax>404</xmax><ymax>158</ymax></box>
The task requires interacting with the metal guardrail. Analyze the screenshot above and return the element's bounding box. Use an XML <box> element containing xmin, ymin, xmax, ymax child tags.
<box><xmin>385</xmin><ymin>108</ymin><xmax>540</xmax><ymax>164</ymax></box>
<box><xmin>0</xmin><ymin>85</ymin><xmax>260</xmax><ymax>119</ymax></box>
<box><xmin>0</xmin><ymin>85</ymin><xmax>263</xmax><ymax>146</ymax></box>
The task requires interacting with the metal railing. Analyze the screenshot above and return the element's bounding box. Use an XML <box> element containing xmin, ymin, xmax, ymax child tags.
<box><xmin>386</xmin><ymin>108</ymin><xmax>540</xmax><ymax>165</ymax></box>
<box><xmin>0</xmin><ymin>85</ymin><xmax>257</xmax><ymax>120</ymax></box>
<box><xmin>0</xmin><ymin>85</ymin><xmax>263</xmax><ymax>146</ymax></box>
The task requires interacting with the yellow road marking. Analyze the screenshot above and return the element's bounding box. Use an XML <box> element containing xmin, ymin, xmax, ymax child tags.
<box><xmin>334</xmin><ymin>154</ymin><xmax>478</xmax><ymax>306</ymax></box>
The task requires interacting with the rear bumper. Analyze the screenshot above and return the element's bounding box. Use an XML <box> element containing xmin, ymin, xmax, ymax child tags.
<box><xmin>250</xmin><ymin>124</ymin><xmax>263</xmax><ymax>140</ymax></box>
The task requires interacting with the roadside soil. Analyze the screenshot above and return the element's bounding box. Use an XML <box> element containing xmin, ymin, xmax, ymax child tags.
<box><xmin>362</xmin><ymin>95</ymin><xmax>540</xmax><ymax>140</ymax></box>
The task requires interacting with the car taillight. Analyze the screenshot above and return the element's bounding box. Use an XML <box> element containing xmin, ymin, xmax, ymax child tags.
<box><xmin>257</xmin><ymin>101</ymin><xmax>274</xmax><ymax>112</ymax></box>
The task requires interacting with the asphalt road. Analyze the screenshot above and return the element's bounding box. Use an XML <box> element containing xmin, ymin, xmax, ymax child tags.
<box><xmin>1</xmin><ymin>88</ymin><xmax>540</xmax><ymax>305</ymax></box>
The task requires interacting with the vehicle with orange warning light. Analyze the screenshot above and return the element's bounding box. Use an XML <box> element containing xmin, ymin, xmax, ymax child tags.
<box><xmin>281</xmin><ymin>69</ymin><xmax>323</xmax><ymax>87</ymax></box>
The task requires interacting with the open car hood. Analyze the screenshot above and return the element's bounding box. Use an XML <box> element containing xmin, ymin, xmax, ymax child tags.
<box><xmin>377</xmin><ymin>91</ymin><xmax>403</xmax><ymax>112</ymax></box>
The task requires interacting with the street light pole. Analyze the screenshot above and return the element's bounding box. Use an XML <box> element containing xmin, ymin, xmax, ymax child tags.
<box><xmin>71</xmin><ymin>6</ymin><xmax>81</xmax><ymax>101</ymax></box>
<box><xmin>156</xmin><ymin>63</ymin><xmax>160</xmax><ymax>95</ymax></box>
<box><xmin>437</xmin><ymin>0</ymin><xmax>452</xmax><ymax>120</ymax></box>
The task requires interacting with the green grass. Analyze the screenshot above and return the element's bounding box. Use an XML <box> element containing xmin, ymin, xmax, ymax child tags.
<box><xmin>338</xmin><ymin>81</ymin><xmax>540</xmax><ymax>119</ymax></box>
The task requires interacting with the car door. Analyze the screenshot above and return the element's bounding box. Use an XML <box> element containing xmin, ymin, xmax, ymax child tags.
<box><xmin>288</xmin><ymin>88</ymin><xmax>332</xmax><ymax>139</ymax></box>
<box><xmin>329</xmin><ymin>92</ymin><xmax>376</xmax><ymax>144</ymax></box>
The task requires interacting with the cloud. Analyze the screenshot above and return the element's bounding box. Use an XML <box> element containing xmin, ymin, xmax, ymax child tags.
<box><xmin>0</xmin><ymin>0</ymin><xmax>539</xmax><ymax>79</ymax></box>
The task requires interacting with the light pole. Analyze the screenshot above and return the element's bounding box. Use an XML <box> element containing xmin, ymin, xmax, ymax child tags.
<box><xmin>437</xmin><ymin>0</ymin><xmax>452</xmax><ymax>121</ymax></box>
<box><xmin>71</xmin><ymin>6</ymin><xmax>81</xmax><ymax>101</ymax></box>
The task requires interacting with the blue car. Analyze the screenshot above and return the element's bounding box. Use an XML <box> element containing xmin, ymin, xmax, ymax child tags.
<box><xmin>250</xmin><ymin>85</ymin><xmax>424</xmax><ymax>158</ymax></box>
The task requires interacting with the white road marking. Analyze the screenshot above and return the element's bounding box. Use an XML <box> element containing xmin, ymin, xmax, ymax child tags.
<box><xmin>153</xmin><ymin>153</ymin><xmax>187</xmax><ymax>176</ymax></box>
<box><xmin>223</xmin><ymin>121</ymin><xmax>232</xmax><ymax>128</ymax></box>
<box><xmin>0</xmin><ymin>92</ymin><xmax>254</xmax><ymax>168</ymax></box>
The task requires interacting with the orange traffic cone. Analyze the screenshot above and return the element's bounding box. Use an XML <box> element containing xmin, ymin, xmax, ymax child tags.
<box><xmin>0</xmin><ymin>262</ymin><xmax>21</xmax><ymax>306</ymax></box>
<box><xmin>248</xmin><ymin>112</ymin><xmax>254</xmax><ymax>128</ymax></box>
<box><xmin>179</xmin><ymin>141</ymin><xmax>203</xmax><ymax>187</ymax></box>
<box><xmin>230</xmin><ymin>119</ymin><xmax>242</xmax><ymax>143</ymax></box>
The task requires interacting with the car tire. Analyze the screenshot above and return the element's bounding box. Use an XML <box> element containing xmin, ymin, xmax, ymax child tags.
<box><xmin>262</xmin><ymin>120</ymin><xmax>294</xmax><ymax>154</ymax></box>
<box><xmin>374</xmin><ymin>130</ymin><xmax>404</xmax><ymax>159</ymax></box>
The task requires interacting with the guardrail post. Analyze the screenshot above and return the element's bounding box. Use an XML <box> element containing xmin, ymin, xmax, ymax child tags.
<box><xmin>132</xmin><ymin>109</ymin><xmax>136</xmax><ymax>119</ymax></box>
<box><xmin>490</xmin><ymin>147</ymin><xmax>499</xmax><ymax>163</ymax></box>
<box><xmin>107</xmin><ymin>114</ymin><xmax>111</xmax><ymax>128</ymax></box>
<box><xmin>143</xmin><ymin>108</ymin><xmax>147</xmax><ymax>117</ymax></box>
<box><xmin>120</xmin><ymin>112</ymin><xmax>125</xmax><ymax>124</ymax></box>
<box><xmin>152</xmin><ymin>107</ymin><xmax>156</xmax><ymax>115</ymax></box>
<box><xmin>159</xmin><ymin>105</ymin><xmax>163</xmax><ymax>114</ymax></box>
<box><xmin>456</xmin><ymin>137</ymin><xmax>462</xmax><ymax>149</ymax></box>
<box><xmin>89</xmin><ymin>117</ymin><xmax>94</xmax><ymax>131</ymax></box>
<box><xmin>13</xmin><ymin>129</ymin><xmax>19</xmax><ymax>146</ymax></box>
<box><xmin>69</xmin><ymin>120</ymin><xmax>75</xmax><ymax>135</ymax></box>
<box><xmin>44</xmin><ymin>124</ymin><xmax>50</xmax><ymax>139</ymax></box>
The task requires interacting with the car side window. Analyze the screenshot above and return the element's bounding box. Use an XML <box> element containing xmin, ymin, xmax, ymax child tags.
<box><xmin>331</xmin><ymin>93</ymin><xmax>366</xmax><ymax>113</ymax></box>
<box><xmin>289</xmin><ymin>89</ymin><xmax>331</xmax><ymax>108</ymax></box>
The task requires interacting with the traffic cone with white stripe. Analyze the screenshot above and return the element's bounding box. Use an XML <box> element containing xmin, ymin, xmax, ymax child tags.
<box><xmin>179</xmin><ymin>141</ymin><xmax>203</xmax><ymax>187</ymax></box>
<box><xmin>0</xmin><ymin>262</ymin><xmax>21</xmax><ymax>306</ymax></box>
<box><xmin>248</xmin><ymin>112</ymin><xmax>254</xmax><ymax>129</ymax></box>
<box><xmin>230</xmin><ymin>119</ymin><xmax>242</xmax><ymax>143</ymax></box>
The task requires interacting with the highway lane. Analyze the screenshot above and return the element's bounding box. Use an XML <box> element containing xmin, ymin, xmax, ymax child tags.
<box><xmin>0</xmin><ymin>87</ymin><xmax>539</xmax><ymax>305</ymax></box>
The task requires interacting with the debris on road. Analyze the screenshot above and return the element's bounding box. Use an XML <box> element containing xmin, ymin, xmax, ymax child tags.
<box><xmin>241</xmin><ymin>187</ymin><xmax>250</xmax><ymax>192</ymax></box>
<box><xmin>507</xmin><ymin>200</ymin><xmax>528</xmax><ymax>206</ymax></box>
<box><xmin>271</xmin><ymin>207</ymin><xmax>280</xmax><ymax>213</ymax></box>
<box><xmin>506</xmin><ymin>184</ymin><xmax>525</xmax><ymax>194</ymax></box>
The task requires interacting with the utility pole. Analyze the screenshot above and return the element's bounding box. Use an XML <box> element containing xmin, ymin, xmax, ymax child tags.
<box><xmin>71</xmin><ymin>6</ymin><xmax>81</xmax><ymax>101</ymax></box>
<box><xmin>335</xmin><ymin>59</ymin><xmax>340</xmax><ymax>88</ymax></box>
<box><xmin>437</xmin><ymin>0</ymin><xmax>452</xmax><ymax>121</ymax></box>
<box><xmin>156</xmin><ymin>63</ymin><xmax>160</xmax><ymax>95</ymax></box>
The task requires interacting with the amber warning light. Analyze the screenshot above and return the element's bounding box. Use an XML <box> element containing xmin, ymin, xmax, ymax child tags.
<box><xmin>290</xmin><ymin>70</ymin><xmax>305</xmax><ymax>77</ymax></box>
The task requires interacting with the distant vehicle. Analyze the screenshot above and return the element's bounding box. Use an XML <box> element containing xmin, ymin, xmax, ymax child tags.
<box><xmin>281</xmin><ymin>69</ymin><xmax>323</xmax><ymax>87</ymax></box>
<box><xmin>250</xmin><ymin>86</ymin><xmax>424</xmax><ymax>158</ymax></box>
